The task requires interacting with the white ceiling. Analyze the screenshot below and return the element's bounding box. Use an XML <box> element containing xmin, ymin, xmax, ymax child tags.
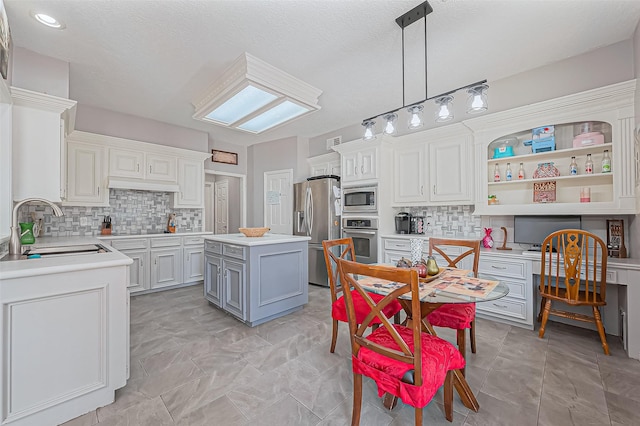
<box><xmin>5</xmin><ymin>0</ymin><xmax>640</xmax><ymax>147</ymax></box>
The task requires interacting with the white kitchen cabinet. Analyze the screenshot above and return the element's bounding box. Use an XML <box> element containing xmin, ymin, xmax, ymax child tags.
<box><xmin>11</xmin><ymin>87</ymin><xmax>76</xmax><ymax>202</ymax></box>
<box><xmin>183</xmin><ymin>235</ymin><xmax>205</xmax><ymax>283</ymax></box>
<box><xmin>150</xmin><ymin>247</ymin><xmax>183</xmax><ymax>289</ymax></box>
<box><xmin>65</xmin><ymin>140</ymin><xmax>109</xmax><ymax>206</ymax></box>
<box><xmin>146</xmin><ymin>153</ymin><xmax>177</xmax><ymax>182</ymax></box>
<box><xmin>477</xmin><ymin>252</ymin><xmax>534</xmax><ymax>329</ymax></box>
<box><xmin>109</xmin><ymin>148</ymin><xmax>176</xmax><ymax>182</ymax></box>
<box><xmin>391</xmin><ymin>124</ymin><xmax>473</xmax><ymax>206</ymax></box>
<box><xmin>337</xmin><ymin>141</ymin><xmax>378</xmax><ymax>184</ymax></box>
<box><xmin>308</xmin><ymin>152</ymin><xmax>341</xmax><ymax>177</ymax></box>
<box><xmin>173</xmin><ymin>158</ymin><xmax>204</xmax><ymax>208</ymax></box>
<box><xmin>466</xmin><ymin>80</ymin><xmax>636</xmax><ymax>215</ymax></box>
<box><xmin>122</xmin><ymin>249</ymin><xmax>149</xmax><ymax>292</ymax></box>
<box><xmin>393</xmin><ymin>144</ymin><xmax>427</xmax><ymax>203</ymax></box>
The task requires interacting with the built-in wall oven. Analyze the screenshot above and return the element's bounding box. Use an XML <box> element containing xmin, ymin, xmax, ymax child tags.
<box><xmin>343</xmin><ymin>185</ymin><xmax>377</xmax><ymax>214</ymax></box>
<box><xmin>342</xmin><ymin>217</ymin><xmax>378</xmax><ymax>264</ymax></box>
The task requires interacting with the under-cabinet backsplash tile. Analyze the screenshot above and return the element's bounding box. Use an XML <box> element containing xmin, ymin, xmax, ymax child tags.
<box><xmin>397</xmin><ymin>205</ymin><xmax>481</xmax><ymax>237</ymax></box>
<box><xmin>19</xmin><ymin>189</ymin><xmax>203</xmax><ymax>237</ymax></box>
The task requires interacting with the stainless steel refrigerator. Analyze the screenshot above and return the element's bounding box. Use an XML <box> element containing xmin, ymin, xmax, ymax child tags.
<box><xmin>293</xmin><ymin>176</ymin><xmax>340</xmax><ymax>286</ymax></box>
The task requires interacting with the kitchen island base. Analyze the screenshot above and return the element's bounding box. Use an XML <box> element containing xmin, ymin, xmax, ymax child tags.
<box><xmin>204</xmin><ymin>234</ymin><xmax>310</xmax><ymax>327</ymax></box>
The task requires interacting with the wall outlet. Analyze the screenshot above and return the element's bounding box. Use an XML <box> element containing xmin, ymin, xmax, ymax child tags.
<box><xmin>80</xmin><ymin>217</ymin><xmax>88</xmax><ymax>227</ymax></box>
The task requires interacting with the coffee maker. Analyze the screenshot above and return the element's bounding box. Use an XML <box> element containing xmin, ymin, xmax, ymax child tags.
<box><xmin>395</xmin><ymin>212</ymin><xmax>411</xmax><ymax>234</ymax></box>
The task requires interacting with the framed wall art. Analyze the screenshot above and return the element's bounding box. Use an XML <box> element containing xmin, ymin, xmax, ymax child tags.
<box><xmin>211</xmin><ymin>149</ymin><xmax>238</xmax><ymax>165</ymax></box>
<box><xmin>0</xmin><ymin>0</ymin><xmax>10</xmax><ymax>80</ymax></box>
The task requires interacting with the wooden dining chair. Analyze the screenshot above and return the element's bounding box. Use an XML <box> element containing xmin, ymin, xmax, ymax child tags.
<box><xmin>322</xmin><ymin>238</ymin><xmax>402</xmax><ymax>353</ymax></box>
<box><xmin>426</xmin><ymin>238</ymin><xmax>481</xmax><ymax>373</ymax></box>
<box><xmin>537</xmin><ymin>229</ymin><xmax>610</xmax><ymax>355</ymax></box>
<box><xmin>337</xmin><ymin>258</ymin><xmax>472</xmax><ymax>425</ymax></box>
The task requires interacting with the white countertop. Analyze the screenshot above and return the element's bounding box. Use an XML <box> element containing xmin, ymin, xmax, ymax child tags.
<box><xmin>204</xmin><ymin>233</ymin><xmax>311</xmax><ymax>247</ymax></box>
<box><xmin>0</xmin><ymin>236</ymin><xmax>133</xmax><ymax>280</ymax></box>
<box><xmin>98</xmin><ymin>231</ymin><xmax>213</xmax><ymax>240</ymax></box>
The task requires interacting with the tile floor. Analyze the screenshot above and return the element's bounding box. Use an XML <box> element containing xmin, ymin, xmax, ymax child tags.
<box><xmin>63</xmin><ymin>283</ymin><xmax>640</xmax><ymax>426</ymax></box>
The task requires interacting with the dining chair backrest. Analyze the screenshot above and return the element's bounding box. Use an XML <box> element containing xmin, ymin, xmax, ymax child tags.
<box><xmin>322</xmin><ymin>238</ymin><xmax>357</xmax><ymax>305</ymax></box>
<box><xmin>540</xmin><ymin>229</ymin><xmax>608</xmax><ymax>303</ymax></box>
<box><xmin>337</xmin><ymin>258</ymin><xmax>424</xmax><ymax>386</ymax></box>
<box><xmin>429</xmin><ymin>238</ymin><xmax>481</xmax><ymax>278</ymax></box>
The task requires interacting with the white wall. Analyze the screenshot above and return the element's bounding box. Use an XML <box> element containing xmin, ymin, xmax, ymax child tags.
<box><xmin>309</xmin><ymin>40</ymin><xmax>636</xmax><ymax>156</ymax></box>
<box><xmin>11</xmin><ymin>47</ymin><xmax>69</xmax><ymax>98</ymax></box>
<box><xmin>75</xmin><ymin>104</ymin><xmax>208</xmax><ymax>152</ymax></box>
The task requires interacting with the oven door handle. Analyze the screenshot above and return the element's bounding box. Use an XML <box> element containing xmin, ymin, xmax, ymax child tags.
<box><xmin>343</xmin><ymin>229</ymin><xmax>377</xmax><ymax>235</ymax></box>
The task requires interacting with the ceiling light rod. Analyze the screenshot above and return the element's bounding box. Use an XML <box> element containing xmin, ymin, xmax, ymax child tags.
<box><xmin>361</xmin><ymin>79</ymin><xmax>487</xmax><ymax>124</ymax></box>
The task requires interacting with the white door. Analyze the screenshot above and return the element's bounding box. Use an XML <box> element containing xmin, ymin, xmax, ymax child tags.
<box><xmin>204</xmin><ymin>182</ymin><xmax>214</xmax><ymax>232</ymax></box>
<box><xmin>215</xmin><ymin>180</ymin><xmax>229</xmax><ymax>234</ymax></box>
<box><xmin>264</xmin><ymin>169</ymin><xmax>293</xmax><ymax>235</ymax></box>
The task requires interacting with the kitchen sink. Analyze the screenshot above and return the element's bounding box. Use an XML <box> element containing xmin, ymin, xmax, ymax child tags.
<box><xmin>1</xmin><ymin>244</ymin><xmax>110</xmax><ymax>261</ymax></box>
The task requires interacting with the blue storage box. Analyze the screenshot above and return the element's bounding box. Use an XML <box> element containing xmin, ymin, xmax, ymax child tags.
<box><xmin>493</xmin><ymin>146</ymin><xmax>514</xmax><ymax>158</ymax></box>
<box><xmin>531</xmin><ymin>137</ymin><xmax>556</xmax><ymax>153</ymax></box>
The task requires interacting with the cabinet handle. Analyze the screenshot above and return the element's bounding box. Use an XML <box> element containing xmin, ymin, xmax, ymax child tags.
<box><xmin>491</xmin><ymin>265</ymin><xmax>507</xmax><ymax>269</ymax></box>
<box><xmin>149</xmin><ymin>165</ymin><xmax>152</xmax><ymax>174</ymax></box>
<box><xmin>433</xmin><ymin>185</ymin><xmax>436</xmax><ymax>195</ymax></box>
<box><xmin>492</xmin><ymin>303</ymin><xmax>508</xmax><ymax>309</ymax></box>
<box><xmin>97</xmin><ymin>186</ymin><xmax>100</xmax><ymax>196</ymax></box>
<box><xmin>137</xmin><ymin>163</ymin><xmax>140</xmax><ymax>172</ymax></box>
<box><xmin>354</xmin><ymin>166</ymin><xmax>358</xmax><ymax>175</ymax></box>
<box><xmin>140</xmin><ymin>258</ymin><xmax>143</xmax><ymax>267</ymax></box>
<box><xmin>420</xmin><ymin>185</ymin><xmax>424</xmax><ymax>195</ymax></box>
<box><xmin>155</xmin><ymin>258</ymin><xmax>157</xmax><ymax>265</ymax></box>
<box><xmin>361</xmin><ymin>165</ymin><xmax>364</xmax><ymax>174</ymax></box>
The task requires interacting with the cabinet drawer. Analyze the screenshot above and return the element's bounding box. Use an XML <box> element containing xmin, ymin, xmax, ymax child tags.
<box><xmin>183</xmin><ymin>236</ymin><xmax>205</xmax><ymax>246</ymax></box>
<box><xmin>478</xmin><ymin>276</ymin><xmax>526</xmax><ymax>300</ymax></box>
<box><xmin>150</xmin><ymin>237</ymin><xmax>181</xmax><ymax>248</ymax></box>
<box><xmin>111</xmin><ymin>238</ymin><xmax>148</xmax><ymax>250</ymax></box>
<box><xmin>479</xmin><ymin>258</ymin><xmax>526</xmax><ymax>279</ymax></box>
<box><xmin>383</xmin><ymin>239</ymin><xmax>412</xmax><ymax>251</ymax></box>
<box><xmin>205</xmin><ymin>240</ymin><xmax>222</xmax><ymax>254</ymax></box>
<box><xmin>476</xmin><ymin>296</ymin><xmax>526</xmax><ymax>320</ymax></box>
<box><xmin>223</xmin><ymin>244</ymin><xmax>246</xmax><ymax>261</ymax></box>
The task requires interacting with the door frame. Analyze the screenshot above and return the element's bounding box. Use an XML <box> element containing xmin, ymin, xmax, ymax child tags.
<box><xmin>204</xmin><ymin>170</ymin><xmax>246</xmax><ymax>230</ymax></box>
<box><xmin>263</xmin><ymin>168</ymin><xmax>293</xmax><ymax>234</ymax></box>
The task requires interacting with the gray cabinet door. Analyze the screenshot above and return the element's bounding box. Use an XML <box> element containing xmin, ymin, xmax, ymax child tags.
<box><xmin>150</xmin><ymin>248</ymin><xmax>183</xmax><ymax>289</ymax></box>
<box><xmin>204</xmin><ymin>254</ymin><xmax>222</xmax><ymax>307</ymax></box>
<box><xmin>183</xmin><ymin>247</ymin><xmax>204</xmax><ymax>283</ymax></box>
<box><xmin>222</xmin><ymin>259</ymin><xmax>245</xmax><ymax>320</ymax></box>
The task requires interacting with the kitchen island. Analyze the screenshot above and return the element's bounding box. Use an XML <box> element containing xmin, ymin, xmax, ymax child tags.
<box><xmin>204</xmin><ymin>233</ymin><xmax>311</xmax><ymax>326</ymax></box>
<box><xmin>0</xmin><ymin>237</ymin><xmax>131</xmax><ymax>426</ymax></box>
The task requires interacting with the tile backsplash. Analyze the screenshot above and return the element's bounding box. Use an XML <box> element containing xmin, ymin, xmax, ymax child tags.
<box><xmin>19</xmin><ymin>189</ymin><xmax>203</xmax><ymax>237</ymax></box>
<box><xmin>397</xmin><ymin>205</ymin><xmax>482</xmax><ymax>237</ymax></box>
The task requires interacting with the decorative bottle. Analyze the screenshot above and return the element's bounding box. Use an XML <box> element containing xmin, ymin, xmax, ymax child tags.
<box><xmin>569</xmin><ymin>156</ymin><xmax>578</xmax><ymax>175</ymax></box>
<box><xmin>505</xmin><ymin>163</ymin><xmax>512</xmax><ymax>181</ymax></box>
<box><xmin>493</xmin><ymin>163</ymin><xmax>501</xmax><ymax>182</ymax></box>
<box><xmin>482</xmin><ymin>228</ymin><xmax>494</xmax><ymax>248</ymax></box>
<box><xmin>585</xmin><ymin>154</ymin><xmax>593</xmax><ymax>174</ymax></box>
<box><xmin>518</xmin><ymin>163</ymin><xmax>525</xmax><ymax>180</ymax></box>
<box><xmin>602</xmin><ymin>150</ymin><xmax>611</xmax><ymax>173</ymax></box>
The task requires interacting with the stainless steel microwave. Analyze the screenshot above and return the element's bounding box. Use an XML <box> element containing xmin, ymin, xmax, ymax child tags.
<box><xmin>343</xmin><ymin>185</ymin><xmax>377</xmax><ymax>213</ymax></box>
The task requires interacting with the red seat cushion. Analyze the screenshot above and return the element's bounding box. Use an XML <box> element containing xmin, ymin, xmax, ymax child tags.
<box><xmin>332</xmin><ymin>290</ymin><xmax>402</xmax><ymax>324</ymax></box>
<box><xmin>426</xmin><ymin>303</ymin><xmax>475</xmax><ymax>330</ymax></box>
<box><xmin>353</xmin><ymin>324</ymin><xmax>465</xmax><ymax>408</ymax></box>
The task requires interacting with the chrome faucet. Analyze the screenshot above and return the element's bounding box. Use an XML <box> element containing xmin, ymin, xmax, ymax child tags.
<box><xmin>9</xmin><ymin>198</ymin><xmax>64</xmax><ymax>255</ymax></box>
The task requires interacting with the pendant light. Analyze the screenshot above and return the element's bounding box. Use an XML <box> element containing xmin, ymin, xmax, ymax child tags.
<box><xmin>360</xmin><ymin>1</ymin><xmax>488</xmax><ymax>140</ymax></box>
<box><xmin>467</xmin><ymin>84</ymin><xmax>489</xmax><ymax>114</ymax></box>
<box><xmin>362</xmin><ymin>120</ymin><xmax>376</xmax><ymax>140</ymax></box>
<box><xmin>383</xmin><ymin>113</ymin><xmax>397</xmax><ymax>135</ymax></box>
<box><xmin>407</xmin><ymin>105</ymin><xmax>424</xmax><ymax>129</ymax></box>
<box><xmin>435</xmin><ymin>95</ymin><xmax>454</xmax><ymax>122</ymax></box>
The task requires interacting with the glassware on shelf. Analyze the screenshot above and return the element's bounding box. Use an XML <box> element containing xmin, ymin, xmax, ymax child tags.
<box><xmin>505</xmin><ymin>163</ymin><xmax>512</xmax><ymax>181</ymax></box>
<box><xmin>602</xmin><ymin>150</ymin><xmax>611</xmax><ymax>173</ymax></box>
<box><xmin>585</xmin><ymin>154</ymin><xmax>593</xmax><ymax>174</ymax></box>
<box><xmin>570</xmin><ymin>156</ymin><xmax>578</xmax><ymax>175</ymax></box>
<box><xmin>494</xmin><ymin>163</ymin><xmax>501</xmax><ymax>182</ymax></box>
<box><xmin>533</xmin><ymin>162</ymin><xmax>560</xmax><ymax>179</ymax></box>
<box><xmin>518</xmin><ymin>163</ymin><xmax>525</xmax><ymax>180</ymax></box>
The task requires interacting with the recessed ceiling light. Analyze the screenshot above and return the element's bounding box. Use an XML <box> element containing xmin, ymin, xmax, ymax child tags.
<box><xmin>30</xmin><ymin>11</ymin><xmax>66</xmax><ymax>29</ymax></box>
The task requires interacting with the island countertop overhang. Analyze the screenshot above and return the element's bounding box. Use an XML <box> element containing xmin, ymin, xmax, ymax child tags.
<box><xmin>204</xmin><ymin>233</ymin><xmax>311</xmax><ymax>247</ymax></box>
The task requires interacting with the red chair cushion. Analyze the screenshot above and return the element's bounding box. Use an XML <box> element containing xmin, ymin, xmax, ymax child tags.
<box><xmin>332</xmin><ymin>290</ymin><xmax>402</xmax><ymax>324</ymax></box>
<box><xmin>426</xmin><ymin>303</ymin><xmax>475</xmax><ymax>330</ymax></box>
<box><xmin>352</xmin><ymin>324</ymin><xmax>465</xmax><ymax>408</ymax></box>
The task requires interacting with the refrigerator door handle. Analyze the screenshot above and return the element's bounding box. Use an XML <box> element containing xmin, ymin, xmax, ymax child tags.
<box><xmin>305</xmin><ymin>187</ymin><xmax>313</xmax><ymax>236</ymax></box>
